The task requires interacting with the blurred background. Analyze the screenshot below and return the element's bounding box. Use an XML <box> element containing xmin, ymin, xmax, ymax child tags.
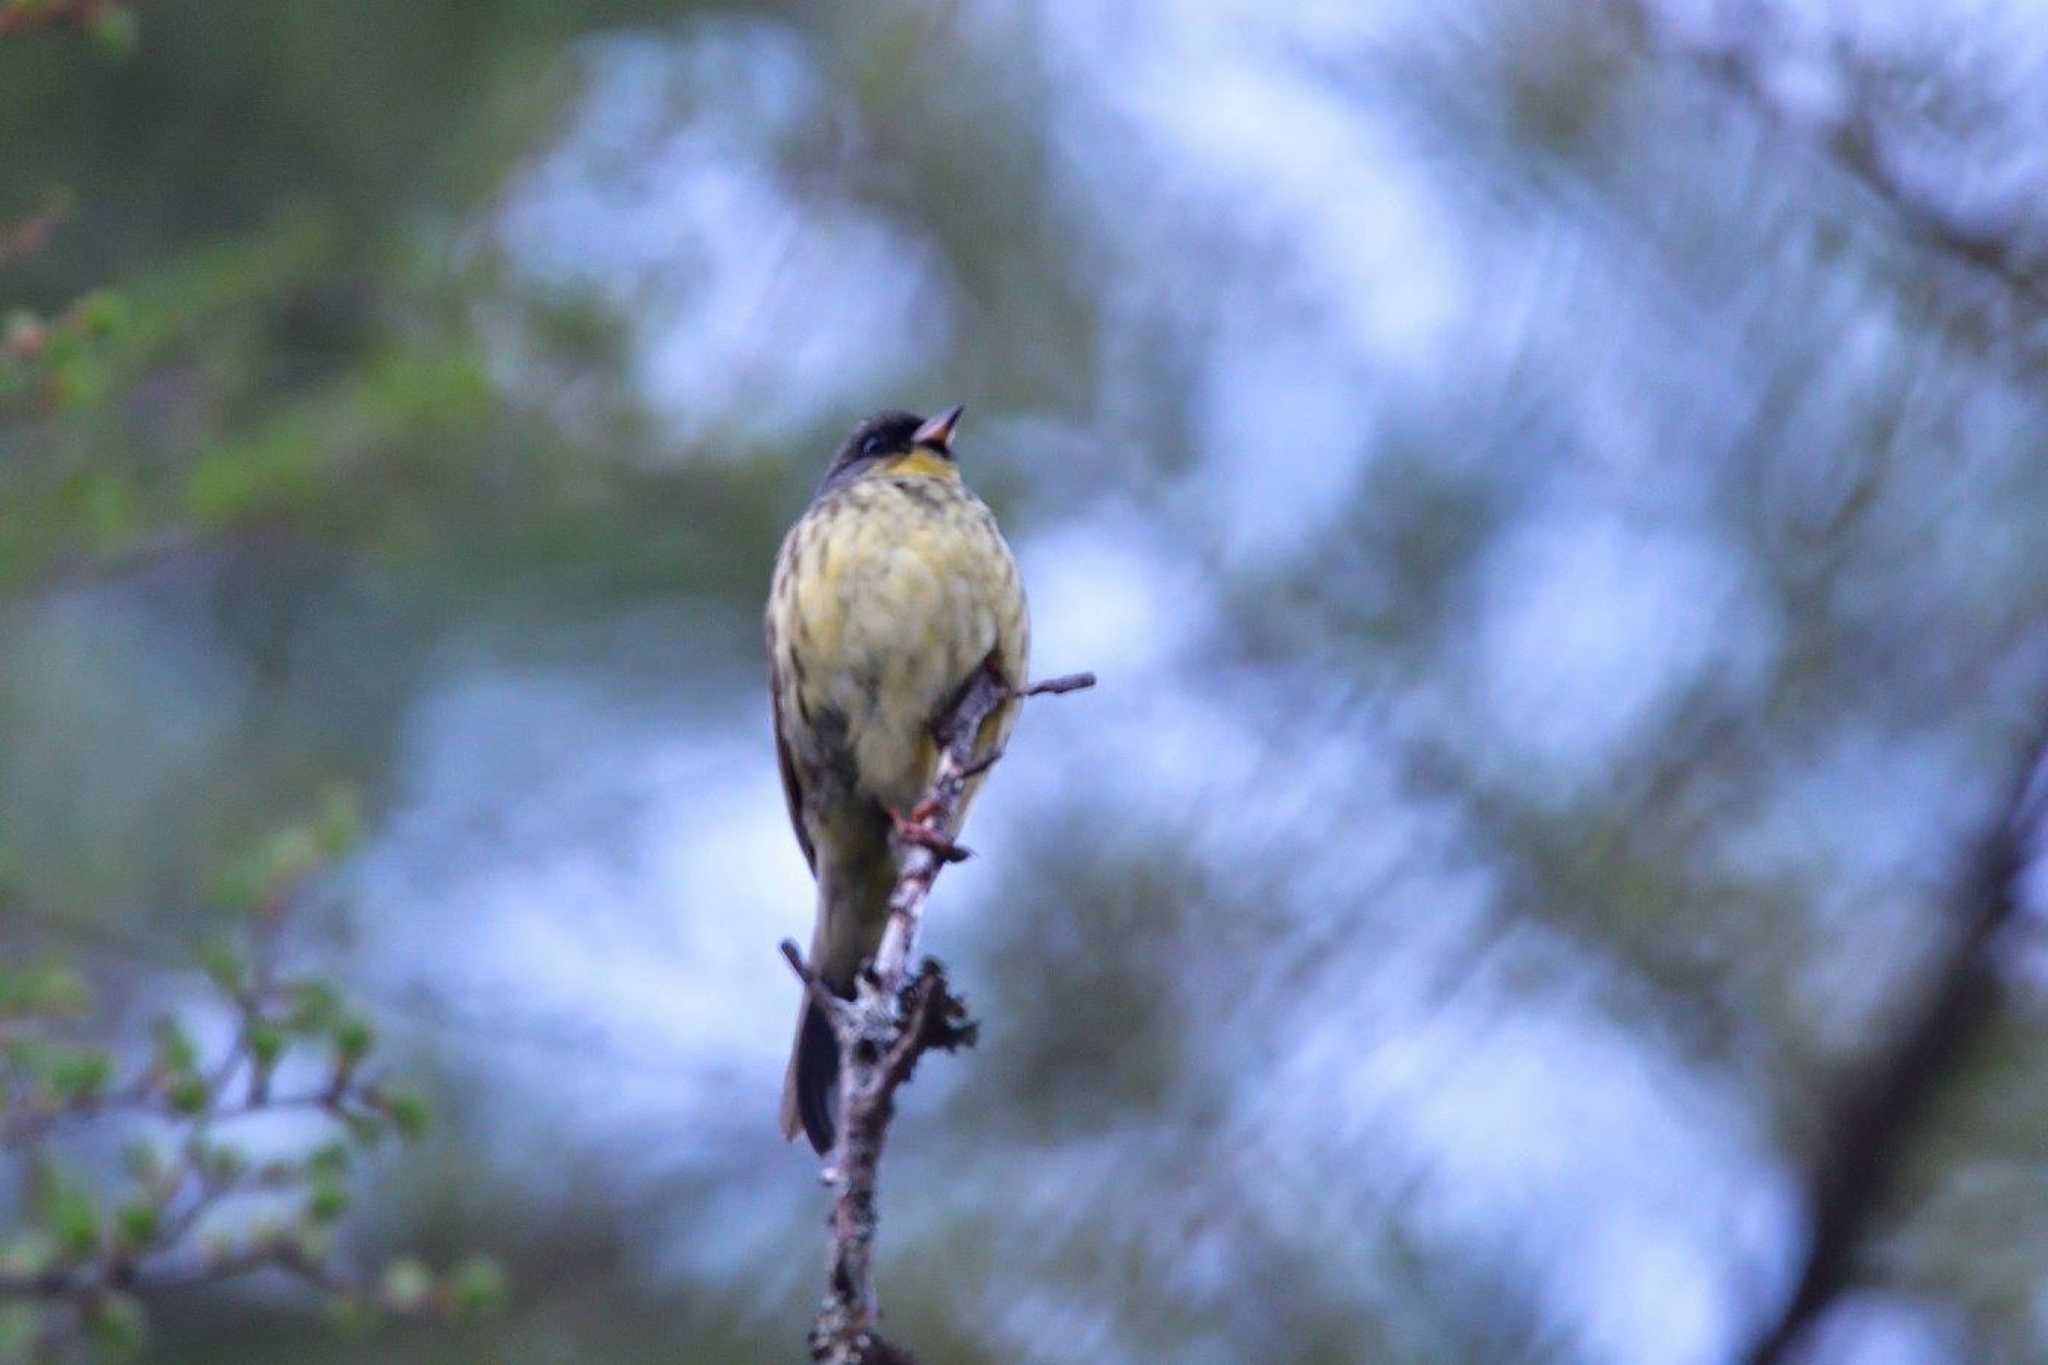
<box><xmin>6</xmin><ymin>1</ymin><xmax>2048</xmax><ymax>1361</ymax></box>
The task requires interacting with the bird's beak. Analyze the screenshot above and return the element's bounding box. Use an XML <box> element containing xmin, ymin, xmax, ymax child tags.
<box><xmin>913</xmin><ymin>404</ymin><xmax>963</xmax><ymax>451</ymax></box>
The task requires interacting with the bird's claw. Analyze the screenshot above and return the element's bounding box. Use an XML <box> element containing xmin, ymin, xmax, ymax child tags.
<box><xmin>887</xmin><ymin>805</ymin><xmax>970</xmax><ymax>863</ymax></box>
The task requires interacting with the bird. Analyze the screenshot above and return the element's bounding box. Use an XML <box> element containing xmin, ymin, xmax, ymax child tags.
<box><xmin>766</xmin><ymin>405</ymin><xmax>1030</xmax><ymax>1155</ymax></box>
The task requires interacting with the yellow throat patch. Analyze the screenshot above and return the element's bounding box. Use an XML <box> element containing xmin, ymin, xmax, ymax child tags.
<box><xmin>879</xmin><ymin>449</ymin><xmax>960</xmax><ymax>482</ymax></box>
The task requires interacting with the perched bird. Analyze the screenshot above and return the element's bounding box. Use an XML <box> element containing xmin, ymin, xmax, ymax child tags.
<box><xmin>766</xmin><ymin>405</ymin><xmax>1030</xmax><ymax>1154</ymax></box>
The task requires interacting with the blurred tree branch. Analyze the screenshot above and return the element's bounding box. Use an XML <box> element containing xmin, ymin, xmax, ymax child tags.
<box><xmin>1620</xmin><ymin>0</ymin><xmax>2048</xmax><ymax>316</ymax></box>
<box><xmin>781</xmin><ymin>666</ymin><xmax>1095</xmax><ymax>1365</ymax></box>
<box><xmin>1745</xmin><ymin>734</ymin><xmax>2047</xmax><ymax>1365</ymax></box>
<box><xmin>0</xmin><ymin>792</ymin><xmax>503</xmax><ymax>1362</ymax></box>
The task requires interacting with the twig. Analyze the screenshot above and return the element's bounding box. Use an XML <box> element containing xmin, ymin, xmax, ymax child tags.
<box><xmin>782</xmin><ymin>664</ymin><xmax>1095</xmax><ymax>1364</ymax></box>
<box><xmin>0</xmin><ymin>1232</ymin><xmax>350</xmax><ymax>1302</ymax></box>
<box><xmin>0</xmin><ymin>805</ymin><xmax>483</xmax><ymax>1355</ymax></box>
<box><xmin>1018</xmin><ymin>671</ymin><xmax>1097</xmax><ymax>697</ymax></box>
<box><xmin>1744</xmin><ymin>734</ymin><xmax>2048</xmax><ymax>1365</ymax></box>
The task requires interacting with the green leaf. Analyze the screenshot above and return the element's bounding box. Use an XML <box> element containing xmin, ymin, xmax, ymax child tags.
<box><xmin>46</xmin><ymin>1045</ymin><xmax>113</xmax><ymax>1105</ymax></box>
<box><xmin>214</xmin><ymin>809</ymin><xmax>333</xmax><ymax>913</ymax></box>
<box><xmin>284</xmin><ymin>980</ymin><xmax>341</xmax><ymax>1035</ymax></box>
<box><xmin>306</xmin><ymin>1141</ymin><xmax>351</xmax><ymax>1181</ymax></box>
<box><xmin>151</xmin><ymin>1017</ymin><xmax>197</xmax><ymax>1076</ymax></box>
<box><xmin>305</xmin><ymin>1178</ymin><xmax>349</xmax><ymax>1225</ymax></box>
<box><xmin>333</xmin><ymin>1014</ymin><xmax>375</xmax><ymax>1064</ymax></box>
<box><xmin>313</xmin><ymin>786</ymin><xmax>362</xmax><ymax>857</ymax></box>
<box><xmin>86</xmin><ymin>5</ymin><xmax>139</xmax><ymax>60</ymax></box>
<box><xmin>37</xmin><ymin>1167</ymin><xmax>101</xmax><ymax>1259</ymax></box>
<box><xmin>166</xmin><ymin>1075</ymin><xmax>208</xmax><ymax>1116</ymax></box>
<box><xmin>114</xmin><ymin>1201</ymin><xmax>160</xmax><ymax>1251</ymax></box>
<box><xmin>384</xmin><ymin>1087</ymin><xmax>431</xmax><ymax>1142</ymax></box>
<box><xmin>86</xmin><ymin>1291</ymin><xmax>147</xmax><ymax>1360</ymax></box>
<box><xmin>198</xmin><ymin>937</ymin><xmax>246</xmax><ymax>995</ymax></box>
<box><xmin>448</xmin><ymin>1256</ymin><xmax>508</xmax><ymax>1316</ymax></box>
<box><xmin>246</xmin><ymin>1021</ymin><xmax>285</xmax><ymax>1068</ymax></box>
<box><xmin>69</xmin><ymin>289</ymin><xmax>130</xmax><ymax>338</ymax></box>
<box><xmin>343</xmin><ymin>1110</ymin><xmax>387</xmax><ymax>1147</ymax></box>
<box><xmin>0</xmin><ymin>961</ymin><xmax>93</xmax><ymax>1017</ymax></box>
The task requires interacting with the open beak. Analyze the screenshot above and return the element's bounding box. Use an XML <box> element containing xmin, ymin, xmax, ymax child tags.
<box><xmin>912</xmin><ymin>404</ymin><xmax>963</xmax><ymax>451</ymax></box>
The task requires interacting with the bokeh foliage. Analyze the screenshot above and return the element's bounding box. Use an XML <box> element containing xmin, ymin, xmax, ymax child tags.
<box><xmin>6</xmin><ymin>2</ymin><xmax>2048</xmax><ymax>1363</ymax></box>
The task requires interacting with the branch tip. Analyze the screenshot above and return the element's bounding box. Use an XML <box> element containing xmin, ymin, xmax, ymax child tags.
<box><xmin>1019</xmin><ymin>671</ymin><xmax>1096</xmax><ymax>697</ymax></box>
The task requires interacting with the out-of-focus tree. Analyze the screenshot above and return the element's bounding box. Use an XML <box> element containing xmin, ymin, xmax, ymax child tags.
<box><xmin>1</xmin><ymin>11</ymin><xmax>514</xmax><ymax>1360</ymax></box>
<box><xmin>1</xmin><ymin>792</ymin><xmax>502</xmax><ymax>1362</ymax></box>
<box><xmin>6</xmin><ymin>1</ymin><xmax>2048</xmax><ymax>1363</ymax></box>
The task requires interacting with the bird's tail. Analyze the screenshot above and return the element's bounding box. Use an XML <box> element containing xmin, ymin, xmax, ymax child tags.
<box><xmin>781</xmin><ymin>982</ymin><xmax>841</xmax><ymax>1156</ymax></box>
<box><xmin>781</xmin><ymin>855</ymin><xmax>892</xmax><ymax>1155</ymax></box>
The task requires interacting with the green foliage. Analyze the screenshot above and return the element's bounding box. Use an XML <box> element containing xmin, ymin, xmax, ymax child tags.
<box><xmin>82</xmin><ymin>4</ymin><xmax>136</xmax><ymax>59</ymax></box>
<box><xmin>214</xmin><ymin>788</ymin><xmax>360</xmax><ymax>916</ymax></box>
<box><xmin>332</xmin><ymin>1015</ymin><xmax>376</xmax><ymax>1066</ymax></box>
<box><xmin>6</xmin><ymin>0</ymin><xmax>2047</xmax><ymax>1359</ymax></box>
<box><xmin>0</xmin><ymin>962</ymin><xmax>91</xmax><ymax>1019</ymax></box>
<box><xmin>448</xmin><ymin>1256</ymin><xmax>508</xmax><ymax>1316</ymax></box>
<box><xmin>33</xmin><ymin>1165</ymin><xmax>101</xmax><ymax>1261</ymax></box>
<box><xmin>112</xmin><ymin>1200</ymin><xmax>159</xmax><ymax>1251</ymax></box>
<box><xmin>246</xmin><ymin>1020</ymin><xmax>285</xmax><ymax>1069</ymax></box>
<box><xmin>40</xmin><ymin>1045</ymin><xmax>110</xmax><ymax>1106</ymax></box>
<box><xmin>382</xmin><ymin>1087</ymin><xmax>431</xmax><ymax>1142</ymax></box>
<box><xmin>84</xmin><ymin>1291</ymin><xmax>146</xmax><ymax>1361</ymax></box>
<box><xmin>0</xmin><ymin>797</ymin><xmax>500</xmax><ymax>1358</ymax></box>
<box><xmin>149</xmin><ymin>1017</ymin><xmax>197</xmax><ymax>1078</ymax></box>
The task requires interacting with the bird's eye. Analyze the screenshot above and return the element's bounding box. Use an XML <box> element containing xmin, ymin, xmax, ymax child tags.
<box><xmin>861</xmin><ymin>436</ymin><xmax>882</xmax><ymax>457</ymax></box>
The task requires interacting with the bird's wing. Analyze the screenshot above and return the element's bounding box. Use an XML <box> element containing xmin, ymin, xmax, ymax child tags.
<box><xmin>770</xmin><ymin>657</ymin><xmax>816</xmax><ymax>875</ymax></box>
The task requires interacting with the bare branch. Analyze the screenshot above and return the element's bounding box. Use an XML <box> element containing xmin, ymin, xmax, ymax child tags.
<box><xmin>0</xmin><ymin>1233</ymin><xmax>346</xmax><ymax>1303</ymax></box>
<box><xmin>781</xmin><ymin>938</ymin><xmax>853</xmax><ymax>1026</ymax></box>
<box><xmin>1745</xmin><ymin>735</ymin><xmax>2047</xmax><ymax>1365</ymax></box>
<box><xmin>1019</xmin><ymin>671</ymin><xmax>1097</xmax><ymax>697</ymax></box>
<box><xmin>795</xmin><ymin>665</ymin><xmax>1093</xmax><ymax>1365</ymax></box>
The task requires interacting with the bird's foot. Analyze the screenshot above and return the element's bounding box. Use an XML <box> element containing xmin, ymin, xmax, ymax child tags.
<box><xmin>887</xmin><ymin>805</ymin><xmax>971</xmax><ymax>863</ymax></box>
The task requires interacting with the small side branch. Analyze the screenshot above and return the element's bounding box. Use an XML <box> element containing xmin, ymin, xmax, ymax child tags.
<box><xmin>782</xmin><ymin>664</ymin><xmax>1094</xmax><ymax>1365</ymax></box>
<box><xmin>1744</xmin><ymin>735</ymin><xmax>2048</xmax><ymax>1365</ymax></box>
<box><xmin>1019</xmin><ymin>671</ymin><xmax>1097</xmax><ymax>697</ymax></box>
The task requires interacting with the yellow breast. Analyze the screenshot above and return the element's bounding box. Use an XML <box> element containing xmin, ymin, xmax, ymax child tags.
<box><xmin>772</xmin><ymin>471</ymin><xmax>1028</xmax><ymax>813</ymax></box>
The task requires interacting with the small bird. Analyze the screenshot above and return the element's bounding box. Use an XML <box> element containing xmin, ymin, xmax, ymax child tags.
<box><xmin>766</xmin><ymin>405</ymin><xmax>1030</xmax><ymax>1154</ymax></box>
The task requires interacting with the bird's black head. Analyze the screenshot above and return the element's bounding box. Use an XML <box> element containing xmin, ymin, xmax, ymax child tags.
<box><xmin>818</xmin><ymin>405</ymin><xmax>962</xmax><ymax>494</ymax></box>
